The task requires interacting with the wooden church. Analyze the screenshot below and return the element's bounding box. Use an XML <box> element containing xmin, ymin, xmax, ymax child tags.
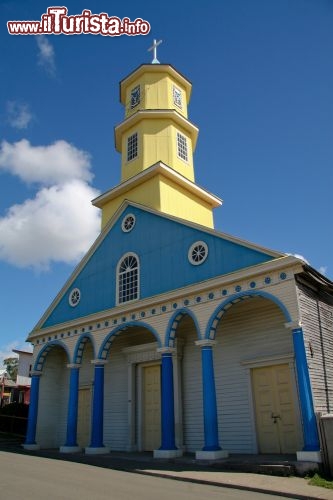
<box><xmin>24</xmin><ymin>42</ymin><xmax>333</xmax><ymax>463</ymax></box>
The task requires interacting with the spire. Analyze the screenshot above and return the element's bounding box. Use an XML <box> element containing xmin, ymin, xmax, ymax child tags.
<box><xmin>148</xmin><ymin>39</ymin><xmax>162</xmax><ymax>64</ymax></box>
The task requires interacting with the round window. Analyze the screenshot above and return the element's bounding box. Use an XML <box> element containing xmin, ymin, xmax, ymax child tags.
<box><xmin>69</xmin><ymin>288</ymin><xmax>81</xmax><ymax>307</ymax></box>
<box><xmin>122</xmin><ymin>214</ymin><xmax>136</xmax><ymax>233</ymax></box>
<box><xmin>188</xmin><ymin>241</ymin><xmax>208</xmax><ymax>265</ymax></box>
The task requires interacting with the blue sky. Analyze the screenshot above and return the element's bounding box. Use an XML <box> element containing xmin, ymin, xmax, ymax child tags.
<box><xmin>1</xmin><ymin>0</ymin><xmax>332</xmax><ymax>365</ymax></box>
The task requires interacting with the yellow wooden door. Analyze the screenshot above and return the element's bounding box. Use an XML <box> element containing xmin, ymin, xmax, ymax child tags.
<box><xmin>77</xmin><ymin>387</ymin><xmax>91</xmax><ymax>448</ymax></box>
<box><xmin>252</xmin><ymin>364</ymin><xmax>299</xmax><ymax>453</ymax></box>
<box><xmin>143</xmin><ymin>365</ymin><xmax>161</xmax><ymax>451</ymax></box>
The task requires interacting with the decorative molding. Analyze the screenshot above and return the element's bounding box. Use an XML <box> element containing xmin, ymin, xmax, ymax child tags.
<box><xmin>241</xmin><ymin>353</ymin><xmax>294</xmax><ymax>369</ymax></box>
<box><xmin>195</xmin><ymin>340</ymin><xmax>217</xmax><ymax>348</ymax></box>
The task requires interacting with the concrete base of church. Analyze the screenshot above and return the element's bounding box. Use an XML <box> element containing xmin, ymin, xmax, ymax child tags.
<box><xmin>59</xmin><ymin>446</ymin><xmax>82</xmax><ymax>453</ymax></box>
<box><xmin>85</xmin><ymin>446</ymin><xmax>110</xmax><ymax>455</ymax></box>
<box><xmin>195</xmin><ymin>449</ymin><xmax>229</xmax><ymax>460</ymax></box>
<box><xmin>296</xmin><ymin>450</ymin><xmax>322</xmax><ymax>463</ymax></box>
<box><xmin>22</xmin><ymin>443</ymin><xmax>40</xmax><ymax>451</ymax></box>
<box><xmin>153</xmin><ymin>449</ymin><xmax>183</xmax><ymax>459</ymax></box>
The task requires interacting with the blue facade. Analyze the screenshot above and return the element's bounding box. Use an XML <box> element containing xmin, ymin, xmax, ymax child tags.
<box><xmin>42</xmin><ymin>205</ymin><xmax>277</xmax><ymax>328</ymax></box>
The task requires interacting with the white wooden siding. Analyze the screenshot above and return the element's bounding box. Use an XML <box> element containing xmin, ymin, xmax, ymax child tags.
<box><xmin>214</xmin><ymin>297</ymin><xmax>296</xmax><ymax>453</ymax></box>
<box><xmin>297</xmin><ymin>281</ymin><xmax>333</xmax><ymax>413</ymax></box>
<box><xmin>36</xmin><ymin>348</ymin><xmax>69</xmax><ymax>448</ymax></box>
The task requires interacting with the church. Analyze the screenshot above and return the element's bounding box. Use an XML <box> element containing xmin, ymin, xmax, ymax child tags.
<box><xmin>24</xmin><ymin>42</ymin><xmax>333</xmax><ymax>464</ymax></box>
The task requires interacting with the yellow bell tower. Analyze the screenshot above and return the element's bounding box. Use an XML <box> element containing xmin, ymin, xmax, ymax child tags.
<box><xmin>93</xmin><ymin>41</ymin><xmax>222</xmax><ymax>229</ymax></box>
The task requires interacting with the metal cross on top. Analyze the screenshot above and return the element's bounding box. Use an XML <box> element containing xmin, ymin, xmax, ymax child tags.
<box><xmin>148</xmin><ymin>39</ymin><xmax>162</xmax><ymax>64</ymax></box>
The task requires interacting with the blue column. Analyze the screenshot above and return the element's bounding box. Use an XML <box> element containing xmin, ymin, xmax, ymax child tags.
<box><xmin>197</xmin><ymin>340</ymin><xmax>221</xmax><ymax>451</ymax></box>
<box><xmin>292</xmin><ymin>327</ymin><xmax>320</xmax><ymax>451</ymax></box>
<box><xmin>25</xmin><ymin>373</ymin><xmax>41</xmax><ymax>445</ymax></box>
<box><xmin>64</xmin><ymin>365</ymin><xmax>80</xmax><ymax>447</ymax></box>
<box><xmin>89</xmin><ymin>362</ymin><xmax>106</xmax><ymax>448</ymax></box>
<box><xmin>159</xmin><ymin>349</ymin><xmax>177</xmax><ymax>450</ymax></box>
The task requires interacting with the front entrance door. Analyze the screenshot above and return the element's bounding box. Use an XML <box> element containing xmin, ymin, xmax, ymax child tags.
<box><xmin>252</xmin><ymin>364</ymin><xmax>300</xmax><ymax>453</ymax></box>
<box><xmin>143</xmin><ymin>364</ymin><xmax>161</xmax><ymax>451</ymax></box>
<box><xmin>77</xmin><ymin>387</ymin><xmax>91</xmax><ymax>448</ymax></box>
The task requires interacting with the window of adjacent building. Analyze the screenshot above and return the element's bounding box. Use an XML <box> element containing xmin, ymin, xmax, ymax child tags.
<box><xmin>173</xmin><ymin>85</ymin><xmax>182</xmax><ymax>108</ymax></box>
<box><xmin>130</xmin><ymin>85</ymin><xmax>140</xmax><ymax>108</ymax></box>
<box><xmin>177</xmin><ymin>132</ymin><xmax>188</xmax><ymax>162</ymax></box>
<box><xmin>127</xmin><ymin>132</ymin><xmax>138</xmax><ymax>162</ymax></box>
<box><xmin>117</xmin><ymin>253</ymin><xmax>139</xmax><ymax>304</ymax></box>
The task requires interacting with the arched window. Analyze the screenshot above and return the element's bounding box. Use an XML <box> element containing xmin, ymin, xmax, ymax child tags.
<box><xmin>117</xmin><ymin>253</ymin><xmax>139</xmax><ymax>304</ymax></box>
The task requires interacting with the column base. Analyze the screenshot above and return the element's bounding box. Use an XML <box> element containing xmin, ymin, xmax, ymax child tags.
<box><xmin>296</xmin><ymin>450</ymin><xmax>322</xmax><ymax>463</ymax></box>
<box><xmin>196</xmin><ymin>449</ymin><xmax>229</xmax><ymax>460</ymax></box>
<box><xmin>154</xmin><ymin>449</ymin><xmax>183</xmax><ymax>459</ymax></box>
<box><xmin>60</xmin><ymin>446</ymin><xmax>82</xmax><ymax>453</ymax></box>
<box><xmin>85</xmin><ymin>446</ymin><xmax>110</xmax><ymax>455</ymax></box>
<box><xmin>22</xmin><ymin>443</ymin><xmax>40</xmax><ymax>451</ymax></box>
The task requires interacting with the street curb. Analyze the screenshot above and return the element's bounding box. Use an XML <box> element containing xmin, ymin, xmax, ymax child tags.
<box><xmin>129</xmin><ymin>468</ymin><xmax>327</xmax><ymax>500</ymax></box>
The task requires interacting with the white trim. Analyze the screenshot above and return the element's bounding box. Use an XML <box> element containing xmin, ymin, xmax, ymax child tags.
<box><xmin>241</xmin><ymin>354</ymin><xmax>294</xmax><ymax>368</ymax></box>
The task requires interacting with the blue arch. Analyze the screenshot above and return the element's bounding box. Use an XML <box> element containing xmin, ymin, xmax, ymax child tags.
<box><xmin>205</xmin><ymin>290</ymin><xmax>292</xmax><ymax>340</ymax></box>
<box><xmin>73</xmin><ymin>333</ymin><xmax>96</xmax><ymax>364</ymax></box>
<box><xmin>34</xmin><ymin>340</ymin><xmax>71</xmax><ymax>372</ymax></box>
<box><xmin>98</xmin><ymin>321</ymin><xmax>162</xmax><ymax>360</ymax></box>
<box><xmin>165</xmin><ymin>308</ymin><xmax>202</xmax><ymax>347</ymax></box>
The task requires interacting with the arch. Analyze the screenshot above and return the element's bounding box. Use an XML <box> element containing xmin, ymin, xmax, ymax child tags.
<box><xmin>34</xmin><ymin>340</ymin><xmax>70</xmax><ymax>372</ymax></box>
<box><xmin>98</xmin><ymin>321</ymin><xmax>162</xmax><ymax>360</ymax></box>
<box><xmin>116</xmin><ymin>252</ymin><xmax>140</xmax><ymax>305</ymax></box>
<box><xmin>73</xmin><ymin>333</ymin><xmax>96</xmax><ymax>364</ymax></box>
<box><xmin>205</xmin><ymin>290</ymin><xmax>292</xmax><ymax>340</ymax></box>
<box><xmin>165</xmin><ymin>308</ymin><xmax>202</xmax><ymax>347</ymax></box>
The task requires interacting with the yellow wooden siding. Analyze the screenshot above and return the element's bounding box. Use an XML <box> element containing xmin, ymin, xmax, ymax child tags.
<box><xmin>124</xmin><ymin>72</ymin><xmax>188</xmax><ymax>119</ymax></box>
<box><xmin>120</xmin><ymin>120</ymin><xmax>194</xmax><ymax>182</ymax></box>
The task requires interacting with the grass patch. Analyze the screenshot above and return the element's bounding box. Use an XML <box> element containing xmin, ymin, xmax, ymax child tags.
<box><xmin>307</xmin><ymin>473</ymin><xmax>333</xmax><ymax>489</ymax></box>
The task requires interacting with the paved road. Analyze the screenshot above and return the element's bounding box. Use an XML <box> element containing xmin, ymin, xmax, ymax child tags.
<box><xmin>0</xmin><ymin>451</ymin><xmax>289</xmax><ymax>500</ymax></box>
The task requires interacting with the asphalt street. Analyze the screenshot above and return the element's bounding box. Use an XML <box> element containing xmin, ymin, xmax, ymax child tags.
<box><xmin>0</xmin><ymin>451</ymin><xmax>290</xmax><ymax>500</ymax></box>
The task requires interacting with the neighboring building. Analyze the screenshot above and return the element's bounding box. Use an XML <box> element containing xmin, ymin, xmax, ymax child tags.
<box><xmin>0</xmin><ymin>369</ymin><xmax>15</xmax><ymax>407</ymax></box>
<box><xmin>24</xmin><ymin>51</ymin><xmax>333</xmax><ymax>464</ymax></box>
<box><xmin>12</xmin><ymin>350</ymin><xmax>32</xmax><ymax>404</ymax></box>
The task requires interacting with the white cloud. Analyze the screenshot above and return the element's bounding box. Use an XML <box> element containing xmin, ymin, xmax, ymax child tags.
<box><xmin>0</xmin><ymin>139</ymin><xmax>100</xmax><ymax>270</ymax></box>
<box><xmin>289</xmin><ymin>253</ymin><xmax>310</xmax><ymax>265</ymax></box>
<box><xmin>36</xmin><ymin>36</ymin><xmax>56</xmax><ymax>76</ymax></box>
<box><xmin>0</xmin><ymin>180</ymin><xmax>100</xmax><ymax>270</ymax></box>
<box><xmin>0</xmin><ymin>139</ymin><xmax>93</xmax><ymax>185</ymax></box>
<box><xmin>319</xmin><ymin>266</ymin><xmax>327</xmax><ymax>276</ymax></box>
<box><xmin>6</xmin><ymin>102</ymin><xmax>33</xmax><ymax>129</ymax></box>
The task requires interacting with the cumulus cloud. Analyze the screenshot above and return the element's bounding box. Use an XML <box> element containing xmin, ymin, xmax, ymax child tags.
<box><xmin>319</xmin><ymin>266</ymin><xmax>327</xmax><ymax>276</ymax></box>
<box><xmin>289</xmin><ymin>253</ymin><xmax>310</xmax><ymax>265</ymax></box>
<box><xmin>0</xmin><ymin>139</ymin><xmax>101</xmax><ymax>270</ymax></box>
<box><xmin>0</xmin><ymin>139</ymin><xmax>92</xmax><ymax>185</ymax></box>
<box><xmin>36</xmin><ymin>36</ymin><xmax>56</xmax><ymax>76</ymax></box>
<box><xmin>0</xmin><ymin>181</ymin><xmax>100</xmax><ymax>269</ymax></box>
<box><xmin>6</xmin><ymin>102</ymin><xmax>33</xmax><ymax>129</ymax></box>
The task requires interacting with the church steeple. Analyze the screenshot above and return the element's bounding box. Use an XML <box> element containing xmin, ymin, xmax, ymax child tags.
<box><xmin>92</xmin><ymin>47</ymin><xmax>222</xmax><ymax>229</ymax></box>
<box><xmin>115</xmin><ymin>63</ymin><xmax>198</xmax><ymax>183</ymax></box>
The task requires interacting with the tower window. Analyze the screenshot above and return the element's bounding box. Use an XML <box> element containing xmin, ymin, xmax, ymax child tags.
<box><xmin>173</xmin><ymin>86</ymin><xmax>182</xmax><ymax>108</ymax></box>
<box><xmin>130</xmin><ymin>85</ymin><xmax>140</xmax><ymax>108</ymax></box>
<box><xmin>177</xmin><ymin>132</ymin><xmax>188</xmax><ymax>162</ymax></box>
<box><xmin>127</xmin><ymin>132</ymin><xmax>138</xmax><ymax>162</ymax></box>
<box><xmin>117</xmin><ymin>253</ymin><xmax>139</xmax><ymax>304</ymax></box>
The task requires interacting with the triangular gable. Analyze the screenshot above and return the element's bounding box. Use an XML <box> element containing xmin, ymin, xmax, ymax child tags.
<box><xmin>34</xmin><ymin>201</ymin><xmax>284</xmax><ymax>331</ymax></box>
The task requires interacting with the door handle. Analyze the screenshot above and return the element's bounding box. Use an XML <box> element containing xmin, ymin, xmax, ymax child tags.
<box><xmin>271</xmin><ymin>413</ymin><xmax>281</xmax><ymax>424</ymax></box>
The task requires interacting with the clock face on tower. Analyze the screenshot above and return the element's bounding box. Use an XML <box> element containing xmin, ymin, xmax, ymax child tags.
<box><xmin>130</xmin><ymin>85</ymin><xmax>140</xmax><ymax>108</ymax></box>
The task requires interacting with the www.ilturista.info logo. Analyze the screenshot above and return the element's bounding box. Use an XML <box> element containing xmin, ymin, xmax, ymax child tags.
<box><xmin>7</xmin><ymin>7</ymin><xmax>151</xmax><ymax>36</ymax></box>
